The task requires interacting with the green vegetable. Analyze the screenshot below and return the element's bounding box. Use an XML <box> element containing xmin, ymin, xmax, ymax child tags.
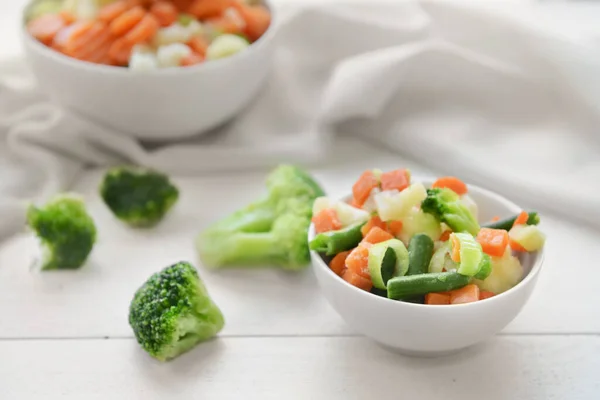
<box><xmin>483</xmin><ymin>211</ymin><xmax>540</xmax><ymax>230</ymax></box>
<box><xmin>370</xmin><ymin>287</ymin><xmax>388</xmax><ymax>298</ymax></box>
<box><xmin>474</xmin><ymin>254</ymin><xmax>492</xmax><ymax>280</ymax></box>
<box><xmin>368</xmin><ymin>238</ymin><xmax>409</xmax><ymax>289</ymax></box>
<box><xmin>451</xmin><ymin>232</ymin><xmax>483</xmax><ymax>277</ymax></box>
<box><xmin>206</xmin><ymin>34</ymin><xmax>250</xmax><ymax>60</ymax></box>
<box><xmin>373</xmin><ymin>182</ymin><xmax>427</xmax><ymax>222</ymax></box>
<box><xmin>197</xmin><ymin>165</ymin><xmax>324</xmax><ymax>270</ymax></box>
<box><xmin>309</xmin><ymin>222</ymin><xmax>365</xmax><ymax>256</ymax></box>
<box><xmin>177</xmin><ymin>13</ymin><xmax>195</xmax><ymax>26</ymax></box>
<box><xmin>129</xmin><ymin>261</ymin><xmax>225</xmax><ymax>362</ymax></box>
<box><xmin>509</xmin><ymin>225</ymin><xmax>546</xmax><ymax>252</ymax></box>
<box><xmin>421</xmin><ymin>188</ymin><xmax>480</xmax><ymax>236</ymax></box>
<box><xmin>387</xmin><ymin>272</ymin><xmax>471</xmax><ymax>300</ymax></box>
<box><xmin>26</xmin><ymin>193</ymin><xmax>97</xmax><ymax>270</ymax></box>
<box><xmin>428</xmin><ymin>241</ymin><xmax>456</xmax><ymax>273</ymax></box>
<box><xmin>407</xmin><ymin>234</ymin><xmax>434</xmax><ymax>276</ymax></box>
<box><xmin>99</xmin><ymin>166</ymin><xmax>179</xmax><ymax>228</ymax></box>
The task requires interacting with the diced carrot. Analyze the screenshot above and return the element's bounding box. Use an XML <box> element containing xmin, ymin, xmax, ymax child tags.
<box><xmin>349</xmin><ymin>198</ymin><xmax>362</xmax><ymax>209</ymax></box>
<box><xmin>70</xmin><ymin>28</ymin><xmax>114</xmax><ymax>61</ymax></box>
<box><xmin>509</xmin><ymin>238</ymin><xmax>527</xmax><ymax>252</ymax></box>
<box><xmin>329</xmin><ymin>251</ymin><xmax>351</xmax><ymax>277</ymax></box>
<box><xmin>513</xmin><ymin>211</ymin><xmax>529</xmax><ymax>227</ymax></box>
<box><xmin>491</xmin><ymin>216</ymin><xmax>500</xmax><ymax>222</ymax></box>
<box><xmin>380</xmin><ymin>169</ymin><xmax>410</xmax><ymax>192</ymax></box>
<box><xmin>173</xmin><ymin>0</ymin><xmax>194</xmax><ymax>12</ymax></box>
<box><xmin>387</xmin><ymin>220</ymin><xmax>404</xmax><ymax>236</ymax></box>
<box><xmin>450</xmin><ymin>234</ymin><xmax>461</xmax><ymax>262</ymax></box>
<box><xmin>180</xmin><ymin>52</ymin><xmax>205</xmax><ymax>66</ymax></box>
<box><xmin>476</xmin><ymin>228</ymin><xmax>509</xmax><ymax>257</ymax></box>
<box><xmin>27</xmin><ymin>14</ymin><xmax>66</xmax><ymax>45</ymax></box>
<box><xmin>362</xmin><ymin>226</ymin><xmax>394</xmax><ymax>245</ymax></box>
<box><xmin>449</xmin><ymin>284</ymin><xmax>480</xmax><ymax>304</ymax></box>
<box><xmin>232</xmin><ymin>3</ymin><xmax>271</xmax><ymax>42</ymax></box>
<box><xmin>425</xmin><ymin>293</ymin><xmax>450</xmax><ymax>305</ymax></box>
<box><xmin>479</xmin><ymin>291</ymin><xmax>495</xmax><ymax>300</ymax></box>
<box><xmin>108</xmin><ymin>37</ymin><xmax>135</xmax><ymax>65</ymax></box>
<box><xmin>188</xmin><ymin>0</ymin><xmax>233</xmax><ymax>19</ymax></box>
<box><xmin>98</xmin><ymin>1</ymin><xmax>129</xmax><ymax>23</ymax></box>
<box><xmin>312</xmin><ymin>208</ymin><xmax>342</xmax><ymax>234</ymax></box>
<box><xmin>345</xmin><ymin>245</ymin><xmax>370</xmax><ymax>278</ymax></box>
<box><xmin>125</xmin><ymin>13</ymin><xmax>159</xmax><ymax>44</ymax></box>
<box><xmin>187</xmin><ymin>36</ymin><xmax>209</xmax><ymax>56</ymax></box>
<box><xmin>342</xmin><ymin>269</ymin><xmax>372</xmax><ymax>292</ymax></box>
<box><xmin>352</xmin><ymin>170</ymin><xmax>378</xmax><ymax>207</ymax></box>
<box><xmin>59</xmin><ymin>11</ymin><xmax>77</xmax><ymax>24</ymax></box>
<box><xmin>150</xmin><ymin>1</ymin><xmax>179</xmax><ymax>27</ymax></box>
<box><xmin>85</xmin><ymin>39</ymin><xmax>114</xmax><ymax>64</ymax></box>
<box><xmin>439</xmin><ymin>230</ymin><xmax>452</xmax><ymax>242</ymax></box>
<box><xmin>207</xmin><ymin>15</ymin><xmax>244</xmax><ymax>35</ymax></box>
<box><xmin>109</xmin><ymin>6</ymin><xmax>146</xmax><ymax>36</ymax></box>
<box><xmin>361</xmin><ymin>215</ymin><xmax>387</xmax><ymax>237</ymax></box>
<box><xmin>432</xmin><ymin>176</ymin><xmax>468</xmax><ymax>196</ymax></box>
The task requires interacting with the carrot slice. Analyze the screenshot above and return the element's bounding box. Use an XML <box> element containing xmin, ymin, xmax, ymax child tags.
<box><xmin>98</xmin><ymin>1</ymin><xmax>129</xmax><ymax>23</ymax></box>
<box><xmin>345</xmin><ymin>245</ymin><xmax>370</xmax><ymax>278</ymax></box>
<box><xmin>64</xmin><ymin>22</ymin><xmax>106</xmax><ymax>55</ymax></box>
<box><xmin>232</xmin><ymin>3</ymin><xmax>271</xmax><ymax>42</ymax></box>
<box><xmin>59</xmin><ymin>11</ymin><xmax>77</xmax><ymax>24</ymax></box>
<box><xmin>173</xmin><ymin>0</ymin><xmax>194</xmax><ymax>12</ymax></box>
<box><xmin>439</xmin><ymin>230</ymin><xmax>452</xmax><ymax>242</ymax></box>
<box><xmin>207</xmin><ymin>15</ymin><xmax>244</xmax><ymax>35</ymax></box>
<box><xmin>476</xmin><ymin>228</ymin><xmax>509</xmax><ymax>257</ymax></box>
<box><xmin>450</xmin><ymin>234</ymin><xmax>461</xmax><ymax>262</ymax></box>
<box><xmin>125</xmin><ymin>13</ymin><xmax>159</xmax><ymax>44</ymax></box>
<box><xmin>70</xmin><ymin>28</ymin><xmax>114</xmax><ymax>61</ymax></box>
<box><xmin>387</xmin><ymin>220</ymin><xmax>404</xmax><ymax>236</ymax></box>
<box><xmin>432</xmin><ymin>176</ymin><xmax>468</xmax><ymax>196</ymax></box>
<box><xmin>513</xmin><ymin>211</ymin><xmax>529</xmax><ymax>227</ymax></box>
<box><xmin>180</xmin><ymin>52</ymin><xmax>205</xmax><ymax>66</ymax></box>
<box><xmin>312</xmin><ymin>208</ymin><xmax>343</xmax><ymax>234</ymax></box>
<box><xmin>509</xmin><ymin>238</ymin><xmax>527</xmax><ymax>252</ymax></box>
<box><xmin>329</xmin><ymin>250</ymin><xmax>351</xmax><ymax>277</ymax></box>
<box><xmin>362</xmin><ymin>226</ymin><xmax>394</xmax><ymax>245</ymax></box>
<box><xmin>380</xmin><ymin>169</ymin><xmax>410</xmax><ymax>192</ymax></box>
<box><xmin>425</xmin><ymin>293</ymin><xmax>450</xmax><ymax>305</ymax></box>
<box><xmin>108</xmin><ymin>37</ymin><xmax>135</xmax><ymax>65</ymax></box>
<box><xmin>188</xmin><ymin>0</ymin><xmax>233</xmax><ymax>19</ymax></box>
<box><xmin>342</xmin><ymin>268</ymin><xmax>372</xmax><ymax>291</ymax></box>
<box><xmin>352</xmin><ymin>170</ymin><xmax>378</xmax><ymax>207</ymax></box>
<box><xmin>449</xmin><ymin>284</ymin><xmax>480</xmax><ymax>304</ymax></box>
<box><xmin>361</xmin><ymin>215</ymin><xmax>387</xmax><ymax>237</ymax></box>
<box><xmin>150</xmin><ymin>1</ymin><xmax>179</xmax><ymax>27</ymax></box>
<box><xmin>187</xmin><ymin>36</ymin><xmax>209</xmax><ymax>56</ymax></box>
<box><xmin>110</xmin><ymin>6</ymin><xmax>146</xmax><ymax>36</ymax></box>
<box><xmin>479</xmin><ymin>291</ymin><xmax>495</xmax><ymax>300</ymax></box>
<box><xmin>27</xmin><ymin>14</ymin><xmax>66</xmax><ymax>45</ymax></box>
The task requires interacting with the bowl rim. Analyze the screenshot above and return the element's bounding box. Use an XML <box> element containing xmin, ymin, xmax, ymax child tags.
<box><xmin>21</xmin><ymin>0</ymin><xmax>277</xmax><ymax>75</ymax></box>
<box><xmin>309</xmin><ymin>177</ymin><xmax>546</xmax><ymax>309</ymax></box>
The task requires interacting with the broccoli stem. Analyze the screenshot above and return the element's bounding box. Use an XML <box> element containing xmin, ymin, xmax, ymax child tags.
<box><xmin>206</xmin><ymin>204</ymin><xmax>275</xmax><ymax>233</ymax></box>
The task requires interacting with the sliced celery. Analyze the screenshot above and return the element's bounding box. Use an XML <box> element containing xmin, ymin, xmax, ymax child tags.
<box><xmin>368</xmin><ymin>239</ymin><xmax>409</xmax><ymax>289</ymax></box>
<box><xmin>451</xmin><ymin>232</ymin><xmax>484</xmax><ymax>277</ymax></box>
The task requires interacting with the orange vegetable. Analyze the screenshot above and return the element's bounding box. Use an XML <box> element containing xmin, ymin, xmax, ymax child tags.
<box><xmin>362</xmin><ymin>226</ymin><xmax>394</xmax><ymax>245</ymax></box>
<box><xmin>352</xmin><ymin>170</ymin><xmax>378</xmax><ymax>207</ymax></box>
<box><xmin>150</xmin><ymin>1</ymin><xmax>179</xmax><ymax>27</ymax></box>
<box><xmin>27</xmin><ymin>14</ymin><xmax>66</xmax><ymax>45</ymax></box>
<box><xmin>207</xmin><ymin>15</ymin><xmax>244</xmax><ymax>35</ymax></box>
<box><xmin>98</xmin><ymin>1</ymin><xmax>129</xmax><ymax>23</ymax></box>
<box><xmin>479</xmin><ymin>291</ymin><xmax>495</xmax><ymax>300</ymax></box>
<box><xmin>342</xmin><ymin>269</ymin><xmax>372</xmax><ymax>291</ymax></box>
<box><xmin>432</xmin><ymin>176</ymin><xmax>468</xmax><ymax>196</ymax></box>
<box><xmin>59</xmin><ymin>11</ymin><xmax>77</xmax><ymax>24</ymax></box>
<box><xmin>449</xmin><ymin>284</ymin><xmax>480</xmax><ymax>304</ymax></box>
<box><xmin>329</xmin><ymin>251</ymin><xmax>351</xmax><ymax>277</ymax></box>
<box><xmin>476</xmin><ymin>228</ymin><xmax>509</xmax><ymax>257</ymax></box>
<box><xmin>439</xmin><ymin>230</ymin><xmax>452</xmax><ymax>242</ymax></box>
<box><xmin>509</xmin><ymin>238</ymin><xmax>527</xmax><ymax>252</ymax></box>
<box><xmin>345</xmin><ymin>245</ymin><xmax>370</xmax><ymax>278</ymax></box>
<box><xmin>380</xmin><ymin>169</ymin><xmax>410</xmax><ymax>192</ymax></box>
<box><xmin>425</xmin><ymin>293</ymin><xmax>450</xmax><ymax>305</ymax></box>
<box><xmin>187</xmin><ymin>36</ymin><xmax>209</xmax><ymax>57</ymax></box>
<box><xmin>361</xmin><ymin>215</ymin><xmax>387</xmax><ymax>237</ymax></box>
<box><xmin>180</xmin><ymin>52</ymin><xmax>205</xmax><ymax>66</ymax></box>
<box><xmin>450</xmin><ymin>234</ymin><xmax>461</xmax><ymax>262</ymax></box>
<box><xmin>513</xmin><ymin>211</ymin><xmax>529</xmax><ymax>227</ymax></box>
<box><xmin>188</xmin><ymin>0</ymin><xmax>233</xmax><ymax>19</ymax></box>
<box><xmin>387</xmin><ymin>220</ymin><xmax>404</xmax><ymax>236</ymax></box>
<box><xmin>124</xmin><ymin>13</ymin><xmax>159</xmax><ymax>44</ymax></box>
<box><xmin>109</xmin><ymin>5</ymin><xmax>145</xmax><ymax>36</ymax></box>
<box><xmin>173</xmin><ymin>0</ymin><xmax>194</xmax><ymax>12</ymax></box>
<box><xmin>108</xmin><ymin>37</ymin><xmax>135</xmax><ymax>65</ymax></box>
<box><xmin>312</xmin><ymin>208</ymin><xmax>343</xmax><ymax>234</ymax></box>
<box><xmin>232</xmin><ymin>3</ymin><xmax>271</xmax><ymax>42</ymax></box>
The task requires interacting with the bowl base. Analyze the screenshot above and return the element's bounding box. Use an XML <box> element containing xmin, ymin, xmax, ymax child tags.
<box><xmin>376</xmin><ymin>343</ymin><xmax>472</xmax><ymax>358</ymax></box>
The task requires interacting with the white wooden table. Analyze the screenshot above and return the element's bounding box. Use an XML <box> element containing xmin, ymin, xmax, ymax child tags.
<box><xmin>2</xmin><ymin>1</ymin><xmax>600</xmax><ymax>399</ymax></box>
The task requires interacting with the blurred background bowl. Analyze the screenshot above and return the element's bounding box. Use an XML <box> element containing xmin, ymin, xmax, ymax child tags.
<box><xmin>21</xmin><ymin>0</ymin><xmax>276</xmax><ymax>140</ymax></box>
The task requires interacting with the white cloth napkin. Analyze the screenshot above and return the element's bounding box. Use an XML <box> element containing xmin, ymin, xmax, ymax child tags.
<box><xmin>2</xmin><ymin>1</ymin><xmax>600</xmax><ymax>240</ymax></box>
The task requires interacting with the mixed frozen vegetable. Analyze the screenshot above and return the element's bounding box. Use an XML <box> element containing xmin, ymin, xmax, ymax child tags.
<box><xmin>25</xmin><ymin>0</ymin><xmax>271</xmax><ymax>69</ymax></box>
<box><xmin>309</xmin><ymin>169</ymin><xmax>546</xmax><ymax>305</ymax></box>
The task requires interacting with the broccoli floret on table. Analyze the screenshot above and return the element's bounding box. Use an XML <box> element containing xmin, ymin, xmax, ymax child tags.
<box><xmin>99</xmin><ymin>166</ymin><xmax>179</xmax><ymax>228</ymax></box>
<box><xmin>129</xmin><ymin>261</ymin><xmax>225</xmax><ymax>362</ymax></box>
<box><xmin>26</xmin><ymin>193</ymin><xmax>97</xmax><ymax>270</ymax></box>
<box><xmin>196</xmin><ymin>165</ymin><xmax>324</xmax><ymax>270</ymax></box>
<box><xmin>421</xmin><ymin>188</ymin><xmax>480</xmax><ymax>236</ymax></box>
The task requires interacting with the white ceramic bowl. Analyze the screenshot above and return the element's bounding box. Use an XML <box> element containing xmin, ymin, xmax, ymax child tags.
<box><xmin>309</xmin><ymin>179</ymin><xmax>545</xmax><ymax>357</ymax></box>
<box><xmin>21</xmin><ymin>0</ymin><xmax>276</xmax><ymax>140</ymax></box>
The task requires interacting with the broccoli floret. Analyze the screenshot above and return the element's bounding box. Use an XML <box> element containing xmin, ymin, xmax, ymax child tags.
<box><xmin>421</xmin><ymin>188</ymin><xmax>480</xmax><ymax>236</ymax></box>
<box><xmin>26</xmin><ymin>193</ymin><xmax>97</xmax><ymax>270</ymax></box>
<box><xmin>99</xmin><ymin>166</ymin><xmax>179</xmax><ymax>228</ymax></box>
<box><xmin>196</xmin><ymin>165</ymin><xmax>324</xmax><ymax>270</ymax></box>
<box><xmin>129</xmin><ymin>261</ymin><xmax>225</xmax><ymax>362</ymax></box>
